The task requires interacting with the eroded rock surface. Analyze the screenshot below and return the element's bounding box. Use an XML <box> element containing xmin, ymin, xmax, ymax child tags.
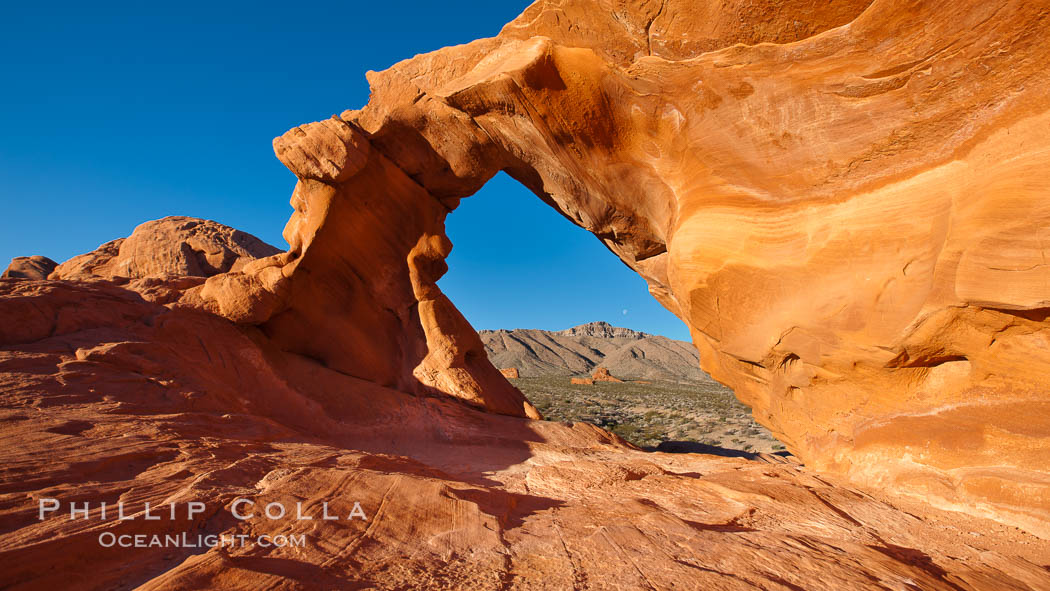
<box><xmin>1</xmin><ymin>280</ymin><xmax>1048</xmax><ymax>590</ymax></box>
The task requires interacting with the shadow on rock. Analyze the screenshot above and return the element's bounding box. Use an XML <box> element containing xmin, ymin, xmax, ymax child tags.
<box><xmin>652</xmin><ymin>440</ymin><xmax>793</xmax><ymax>461</ymax></box>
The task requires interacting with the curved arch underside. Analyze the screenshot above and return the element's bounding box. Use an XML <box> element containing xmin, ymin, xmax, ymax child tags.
<box><xmin>196</xmin><ymin>0</ymin><xmax>1050</xmax><ymax>537</ymax></box>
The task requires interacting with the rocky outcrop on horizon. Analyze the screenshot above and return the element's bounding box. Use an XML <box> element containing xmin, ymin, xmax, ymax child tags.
<box><xmin>2</xmin><ymin>0</ymin><xmax>1050</xmax><ymax>587</ymax></box>
<box><xmin>556</xmin><ymin>320</ymin><xmax>651</xmax><ymax>339</ymax></box>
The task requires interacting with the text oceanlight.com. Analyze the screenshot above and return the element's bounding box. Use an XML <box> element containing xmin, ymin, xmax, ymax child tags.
<box><xmin>98</xmin><ymin>532</ymin><xmax>307</xmax><ymax>548</ymax></box>
<box><xmin>38</xmin><ymin>498</ymin><xmax>369</xmax><ymax>548</ymax></box>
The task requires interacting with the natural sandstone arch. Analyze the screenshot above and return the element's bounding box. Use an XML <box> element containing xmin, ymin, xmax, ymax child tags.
<box><xmin>191</xmin><ymin>0</ymin><xmax>1050</xmax><ymax>537</ymax></box>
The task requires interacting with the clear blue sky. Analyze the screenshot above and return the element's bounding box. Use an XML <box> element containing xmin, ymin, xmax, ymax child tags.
<box><xmin>0</xmin><ymin>0</ymin><xmax>690</xmax><ymax>340</ymax></box>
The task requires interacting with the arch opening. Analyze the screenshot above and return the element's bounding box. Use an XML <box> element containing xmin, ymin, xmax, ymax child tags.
<box><xmin>439</xmin><ymin>171</ymin><xmax>782</xmax><ymax>454</ymax></box>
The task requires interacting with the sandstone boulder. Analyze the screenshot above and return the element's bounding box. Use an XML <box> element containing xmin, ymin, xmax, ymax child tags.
<box><xmin>1</xmin><ymin>255</ymin><xmax>57</xmax><ymax>280</ymax></box>
<box><xmin>571</xmin><ymin>377</ymin><xmax>594</xmax><ymax>385</ymax></box>
<box><xmin>50</xmin><ymin>216</ymin><xmax>280</xmax><ymax>281</ymax></box>
<box><xmin>500</xmin><ymin>367</ymin><xmax>519</xmax><ymax>379</ymax></box>
<box><xmin>592</xmin><ymin>367</ymin><xmax>622</xmax><ymax>383</ymax></box>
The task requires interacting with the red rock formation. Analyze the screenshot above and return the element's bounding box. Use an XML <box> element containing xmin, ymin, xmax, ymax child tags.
<box><xmin>1</xmin><ymin>256</ymin><xmax>56</xmax><ymax>280</ymax></box>
<box><xmin>2</xmin><ymin>0</ymin><xmax>1050</xmax><ymax>587</ymax></box>
<box><xmin>193</xmin><ymin>0</ymin><xmax>1050</xmax><ymax>537</ymax></box>
<box><xmin>209</xmin><ymin>122</ymin><xmax>539</xmax><ymax>417</ymax></box>
<box><xmin>592</xmin><ymin>367</ymin><xmax>623</xmax><ymax>383</ymax></box>
<box><xmin>570</xmin><ymin>377</ymin><xmax>594</xmax><ymax>385</ymax></box>
<box><xmin>51</xmin><ymin>216</ymin><xmax>280</xmax><ymax>281</ymax></box>
<box><xmin>500</xmin><ymin>367</ymin><xmax>520</xmax><ymax>379</ymax></box>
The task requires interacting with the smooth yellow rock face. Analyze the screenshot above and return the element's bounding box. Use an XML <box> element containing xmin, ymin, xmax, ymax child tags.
<box><xmin>200</xmin><ymin>0</ymin><xmax>1050</xmax><ymax>537</ymax></box>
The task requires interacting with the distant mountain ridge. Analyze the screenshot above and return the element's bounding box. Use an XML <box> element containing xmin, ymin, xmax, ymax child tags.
<box><xmin>480</xmin><ymin>321</ymin><xmax>717</xmax><ymax>383</ymax></box>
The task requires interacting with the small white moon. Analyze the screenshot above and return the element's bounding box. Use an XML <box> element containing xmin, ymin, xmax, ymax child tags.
<box><xmin>621</xmin><ymin>309</ymin><xmax>629</xmax><ymax>315</ymax></box>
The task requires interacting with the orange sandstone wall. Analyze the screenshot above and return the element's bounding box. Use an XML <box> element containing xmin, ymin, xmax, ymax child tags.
<box><xmin>194</xmin><ymin>0</ymin><xmax>1050</xmax><ymax>536</ymax></box>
